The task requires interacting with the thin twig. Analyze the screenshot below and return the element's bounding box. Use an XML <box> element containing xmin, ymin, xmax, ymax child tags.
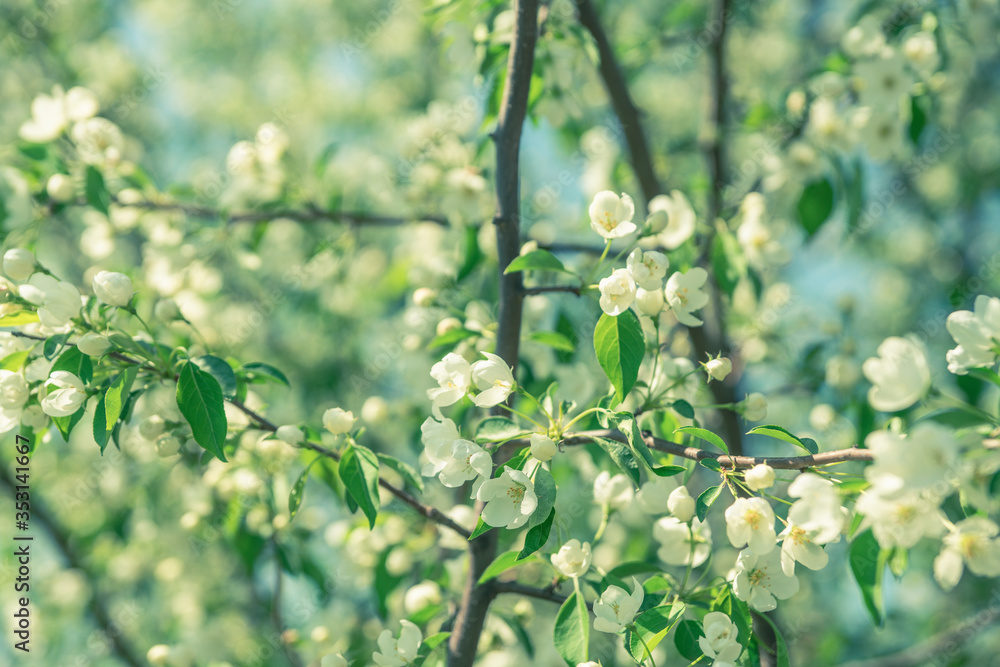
<box><xmin>522</xmin><ymin>285</ymin><xmax>583</xmax><ymax>296</ymax></box>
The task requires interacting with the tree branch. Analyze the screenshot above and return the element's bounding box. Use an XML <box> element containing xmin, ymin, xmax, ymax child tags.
<box><xmin>493</xmin><ymin>580</ymin><xmax>594</xmax><ymax>610</ymax></box>
<box><xmin>0</xmin><ymin>465</ymin><xmax>145</xmax><ymax>667</ymax></box>
<box><xmin>448</xmin><ymin>1</ymin><xmax>539</xmax><ymax>664</ymax></box>
<box><xmin>522</xmin><ymin>285</ymin><xmax>583</xmax><ymax>296</ymax></box>
<box><xmin>92</xmin><ymin>196</ymin><xmax>450</xmax><ymax>227</ymax></box>
<box><xmin>562</xmin><ymin>430</ymin><xmax>873</xmax><ymax>470</ymax></box>
<box><xmin>574</xmin><ymin>0</ymin><xmax>660</xmax><ymax>204</ymax></box>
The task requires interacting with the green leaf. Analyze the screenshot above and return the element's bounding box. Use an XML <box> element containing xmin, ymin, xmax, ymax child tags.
<box><xmin>93</xmin><ymin>394</ymin><xmax>109</xmax><ymax>452</ymax></box>
<box><xmin>0</xmin><ymin>311</ymin><xmax>40</xmax><ymax>327</ymax></box>
<box><xmin>917</xmin><ymin>408</ymin><xmax>997</xmax><ymax>429</ymax></box>
<box><xmin>376</xmin><ymin>453</ymin><xmax>424</xmax><ymax>494</ymax></box>
<box><xmin>474</xmin><ymin>416</ymin><xmax>523</xmax><ymax>443</ymax></box>
<box><xmin>43</xmin><ymin>333</ymin><xmax>71</xmax><ymax>359</ymax></box>
<box><xmin>176</xmin><ymin>361</ymin><xmax>229</xmax><ymax>462</ymax></box>
<box><xmin>0</xmin><ymin>350</ymin><xmax>30</xmax><ymax>371</ymax></box>
<box><xmin>671</xmin><ymin>399</ymin><xmax>695</xmax><ymax>419</ymax></box>
<box><xmin>529</xmin><ymin>468</ymin><xmax>557</xmax><ymax>528</ymax></box>
<box><xmin>699</xmin><ymin>458</ymin><xmax>723</xmax><ymax>472</ymax></box>
<box><xmin>696</xmin><ymin>485</ymin><xmax>723</xmax><ymax>522</ymax></box>
<box><xmin>553</xmin><ymin>590</ymin><xmax>589</xmax><ymax>666</ymax></box>
<box><xmin>676</xmin><ymin>426</ymin><xmax>728</xmax><ymax>454</ymax></box>
<box><xmin>850</xmin><ymin>529</ymin><xmax>887</xmax><ymax>627</ymax></box>
<box><xmin>427</xmin><ymin>327</ymin><xmax>478</xmax><ymax>351</ymax></box>
<box><xmin>52</xmin><ymin>406</ymin><xmax>86</xmax><ymax>442</ymax></box>
<box><xmin>756</xmin><ymin>612</ymin><xmax>792</xmax><ymax>667</ymax></box>
<box><xmin>104</xmin><ymin>366</ymin><xmax>138</xmax><ymax>432</ymax></box>
<box><xmin>747</xmin><ymin>424</ymin><xmax>818</xmax><ymax>454</ymax></box>
<box><xmin>288</xmin><ymin>458</ymin><xmax>319</xmax><ymax>521</ymax></box>
<box><xmin>909</xmin><ymin>95</ymin><xmax>927</xmax><ymax>145</ymax></box>
<box><xmin>338</xmin><ymin>443</ymin><xmax>381</xmax><ymax>529</ymax></box>
<box><xmin>468</xmin><ymin>516</ymin><xmax>492</xmax><ymax>540</ymax></box>
<box><xmin>650</xmin><ymin>464</ymin><xmax>686</xmax><ymax>477</ymax></box>
<box><xmin>673</xmin><ymin>619</ymin><xmax>705</xmax><ymax>661</ymax></box>
<box><xmin>797</xmin><ymin>178</ymin><xmax>835</xmax><ymax>238</ymax></box>
<box><xmin>518</xmin><ymin>507</ymin><xmax>555</xmax><ymax>560</ymax></box>
<box><xmin>457</xmin><ymin>224</ymin><xmax>483</xmax><ymax>282</ymax></box>
<box><xmin>52</xmin><ymin>346</ymin><xmax>93</xmax><ymax>385</ymax></box>
<box><xmin>85</xmin><ymin>165</ymin><xmax>111</xmax><ymax>216</ymax></box>
<box><xmin>412</xmin><ymin>632</ymin><xmax>451</xmax><ymax>667</ymax></box>
<box><xmin>193</xmin><ymin>355</ymin><xmax>237</xmax><ymax>398</ymax></box>
<box><xmin>627</xmin><ymin>605</ymin><xmax>682</xmax><ymax>662</ymax></box>
<box><xmin>611</xmin><ymin>412</ymin><xmax>655</xmax><ymax>469</ymax></box>
<box><xmin>527</xmin><ymin>330</ymin><xmax>576</xmax><ymax>353</ymax></box>
<box><xmin>479</xmin><ymin>550</ymin><xmax>538</xmax><ymax>584</ymax></box>
<box><xmin>241</xmin><ymin>362</ymin><xmax>291</xmax><ymax>387</ymax></box>
<box><xmin>504</xmin><ymin>249</ymin><xmax>569</xmax><ymax>274</ymax></box>
<box><xmin>588</xmin><ymin>436</ymin><xmax>640</xmax><ymax>485</ymax></box>
<box><xmin>593</xmin><ymin>311</ymin><xmax>644</xmax><ymax>405</ymax></box>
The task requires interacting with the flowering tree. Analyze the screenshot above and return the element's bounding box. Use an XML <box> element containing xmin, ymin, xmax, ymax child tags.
<box><xmin>2</xmin><ymin>1</ymin><xmax>1000</xmax><ymax>666</ymax></box>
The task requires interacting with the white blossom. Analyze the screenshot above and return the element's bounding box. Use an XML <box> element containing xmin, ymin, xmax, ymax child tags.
<box><xmin>654</xmin><ymin>517</ymin><xmax>712</xmax><ymax>567</ymax></box>
<box><xmin>477</xmin><ymin>468</ymin><xmax>537</xmax><ymax>529</ymax></box>
<box><xmin>855</xmin><ymin>52</ymin><xmax>913</xmax><ymax>110</ymax></box>
<box><xmin>598</xmin><ymin>268</ymin><xmax>637</xmax><ymax>317</ymax></box>
<box><xmin>664</xmin><ymin>268</ymin><xmax>709</xmax><ymax>327</ymax></box>
<box><xmin>589</xmin><ymin>191</ymin><xmax>636</xmax><ymax>239</ymax></box>
<box><xmin>699</xmin><ymin>612</ymin><xmax>743</xmax><ymax>667</ymax></box>
<box><xmin>626</xmin><ymin>249</ymin><xmax>668</xmax><ymax>291</ymax></box>
<box><xmin>862</xmin><ymin>336</ymin><xmax>931</xmax><ymax>412</ymax></box>
<box><xmin>842</xmin><ymin>15</ymin><xmax>886</xmax><ymax>58</ymax></box>
<box><xmin>634</xmin><ymin>287</ymin><xmax>664</xmax><ymax>316</ymax></box>
<box><xmin>41</xmin><ymin>371</ymin><xmax>87</xmax><ymax>417</ymax></box>
<box><xmin>593</xmin><ymin>471</ymin><xmax>633</xmax><ymax>511</ymax></box>
<box><xmin>945</xmin><ymin>295</ymin><xmax>1000</xmax><ymax>374</ymax></box>
<box><xmin>0</xmin><ymin>370</ymin><xmax>28</xmax><ymax>432</ymax></box>
<box><xmin>646</xmin><ymin>190</ymin><xmax>696</xmax><ymax>249</ymax></box>
<box><xmin>323</xmin><ymin>407</ymin><xmax>355</xmax><ymax>434</ymax></box>
<box><xmin>933</xmin><ymin>517</ymin><xmax>1000</xmax><ymax>590</ymax></box>
<box><xmin>470</xmin><ymin>352</ymin><xmax>516</xmax><ymax>408</ymax></box>
<box><xmin>92</xmin><ymin>271</ymin><xmax>134</xmax><ymax>307</ymax></box>
<box><xmin>3</xmin><ymin>249</ymin><xmax>35</xmax><ymax>281</ymax></box>
<box><xmin>592</xmin><ymin>578</ymin><xmax>643</xmax><ymax>633</ymax></box>
<box><xmin>855</xmin><ymin>490</ymin><xmax>946</xmax><ymax>549</ymax></box>
<box><xmin>725</xmin><ymin>497</ymin><xmax>777</xmax><ymax>555</ymax></box>
<box><xmin>732</xmin><ymin>549</ymin><xmax>799</xmax><ymax>612</ymax></box>
<box><xmin>19</xmin><ymin>86</ymin><xmax>99</xmax><ymax>143</ymax></box>
<box><xmin>403</xmin><ymin>580</ymin><xmax>442</xmax><ymax>613</ymax></box>
<box><xmin>864</xmin><ymin>423</ymin><xmax>958</xmax><ymax>498</ymax></box>
<box><xmin>420</xmin><ymin>416</ymin><xmax>462</xmax><ymax>476</ymax></box>
<box><xmin>71</xmin><ymin>117</ymin><xmax>125</xmax><ymax>165</ymax></box>
<box><xmin>372</xmin><ymin>620</ymin><xmax>422</xmax><ymax>667</ymax></box>
<box><xmin>635</xmin><ymin>477</ymin><xmax>676</xmax><ymax>514</ymax></box>
<box><xmin>427</xmin><ymin>353</ymin><xmax>472</xmax><ymax>407</ymax></box>
<box><xmin>275</xmin><ymin>425</ymin><xmax>304</xmax><ymax>445</ymax></box>
<box><xmin>438</xmin><ymin>439</ymin><xmax>492</xmax><ymax>490</ymax></box>
<box><xmin>19</xmin><ymin>274</ymin><xmax>82</xmax><ymax>328</ymax></box>
<box><xmin>744</xmin><ymin>464</ymin><xmax>774</xmax><ymax>491</ymax></box>
<box><xmin>551</xmin><ymin>539</ymin><xmax>592</xmax><ymax>578</ymax></box>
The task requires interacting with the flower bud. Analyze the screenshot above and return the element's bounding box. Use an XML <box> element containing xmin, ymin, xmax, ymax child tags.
<box><xmin>77</xmin><ymin>332</ymin><xmax>110</xmax><ymax>357</ymax></box>
<box><xmin>93</xmin><ymin>270</ymin><xmax>133</xmax><ymax>307</ymax></box>
<box><xmin>667</xmin><ymin>486</ymin><xmax>696</xmax><ymax>522</ymax></box>
<box><xmin>412</xmin><ymin>287</ymin><xmax>436</xmax><ymax>307</ymax></box>
<box><xmin>275</xmin><ymin>424</ymin><xmax>304</xmax><ymax>445</ymax></box>
<box><xmin>3</xmin><ymin>249</ymin><xmax>35</xmax><ymax>281</ymax></box>
<box><xmin>46</xmin><ymin>173</ymin><xmax>75</xmax><ymax>203</ymax></box>
<box><xmin>139</xmin><ymin>415</ymin><xmax>165</xmax><ymax>440</ymax></box>
<box><xmin>146</xmin><ymin>645</ymin><xmax>171</xmax><ymax>666</ymax></box>
<box><xmin>742</xmin><ymin>392</ymin><xmax>768</xmax><ymax>421</ymax></box>
<box><xmin>155</xmin><ymin>434</ymin><xmax>182</xmax><ymax>457</ymax></box>
<box><xmin>634</xmin><ymin>287</ymin><xmax>664</xmax><ymax>316</ymax></box>
<box><xmin>436</xmin><ymin>317</ymin><xmax>462</xmax><ymax>336</ymax></box>
<box><xmin>744</xmin><ymin>463</ymin><xmax>775</xmax><ymax>491</ymax></box>
<box><xmin>323</xmin><ymin>407</ymin><xmax>355</xmax><ymax>435</ymax></box>
<box><xmin>361</xmin><ymin>396</ymin><xmax>389</xmax><ymax>423</ymax></box>
<box><xmin>154</xmin><ymin>298</ymin><xmax>181</xmax><ymax>321</ymax></box>
<box><xmin>529</xmin><ymin>433</ymin><xmax>558</xmax><ymax>462</ymax></box>
<box><xmin>705</xmin><ymin>357</ymin><xmax>732</xmax><ymax>382</ymax></box>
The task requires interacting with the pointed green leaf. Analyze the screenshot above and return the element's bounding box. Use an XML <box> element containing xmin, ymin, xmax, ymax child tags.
<box><xmin>85</xmin><ymin>165</ymin><xmax>111</xmax><ymax>216</ymax></box>
<box><xmin>673</xmin><ymin>619</ymin><xmax>705</xmax><ymax>661</ymax></box>
<box><xmin>518</xmin><ymin>507</ymin><xmax>555</xmax><ymax>560</ymax></box>
<box><xmin>376</xmin><ymin>453</ymin><xmax>424</xmax><ymax>494</ymax></box>
<box><xmin>594</xmin><ymin>311</ymin><xmax>644</xmax><ymax>405</ymax></box>
<box><xmin>696</xmin><ymin>485</ymin><xmax>723</xmax><ymax>522</ymax></box>
<box><xmin>588</xmin><ymin>436</ymin><xmax>640</xmax><ymax>485</ymax></box>
<box><xmin>104</xmin><ymin>366</ymin><xmax>138</xmax><ymax>430</ymax></box>
<box><xmin>241</xmin><ymin>362</ymin><xmax>291</xmax><ymax>387</ymax></box>
<box><xmin>288</xmin><ymin>458</ymin><xmax>319</xmax><ymax>521</ymax></box>
<box><xmin>176</xmin><ymin>361</ymin><xmax>228</xmax><ymax>462</ymax></box>
<box><xmin>554</xmin><ymin>590</ymin><xmax>589</xmax><ymax>666</ymax></box>
<box><xmin>850</xmin><ymin>529</ymin><xmax>887</xmax><ymax>627</ymax></box>
<box><xmin>747</xmin><ymin>424</ymin><xmax>818</xmax><ymax>454</ymax></box>
<box><xmin>504</xmin><ymin>249</ymin><xmax>569</xmax><ymax>274</ymax></box>
<box><xmin>193</xmin><ymin>355</ymin><xmax>237</xmax><ymax>398</ymax></box>
<box><xmin>338</xmin><ymin>443</ymin><xmax>380</xmax><ymax>529</ymax></box>
<box><xmin>797</xmin><ymin>178</ymin><xmax>834</xmax><ymax>237</ymax></box>
<box><xmin>676</xmin><ymin>426</ymin><xmax>728</xmax><ymax>454</ymax></box>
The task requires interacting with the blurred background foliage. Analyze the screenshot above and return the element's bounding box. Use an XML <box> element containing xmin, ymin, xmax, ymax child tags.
<box><xmin>1</xmin><ymin>0</ymin><xmax>1000</xmax><ymax>665</ymax></box>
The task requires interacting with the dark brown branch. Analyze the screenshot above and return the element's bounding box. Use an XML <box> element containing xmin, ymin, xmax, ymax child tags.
<box><xmin>562</xmin><ymin>430</ymin><xmax>873</xmax><ymax>470</ymax></box>
<box><xmin>0</xmin><ymin>465</ymin><xmax>145</xmax><ymax>667</ymax></box>
<box><xmin>493</xmin><ymin>581</ymin><xmax>594</xmax><ymax>611</ymax></box>
<box><xmin>574</xmin><ymin>0</ymin><xmax>660</xmax><ymax>204</ymax></box>
<box><xmin>522</xmin><ymin>285</ymin><xmax>583</xmax><ymax>296</ymax></box>
<box><xmin>96</xmin><ymin>196</ymin><xmax>449</xmax><ymax>227</ymax></box>
<box><xmin>448</xmin><ymin>1</ymin><xmax>540</xmax><ymax>664</ymax></box>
